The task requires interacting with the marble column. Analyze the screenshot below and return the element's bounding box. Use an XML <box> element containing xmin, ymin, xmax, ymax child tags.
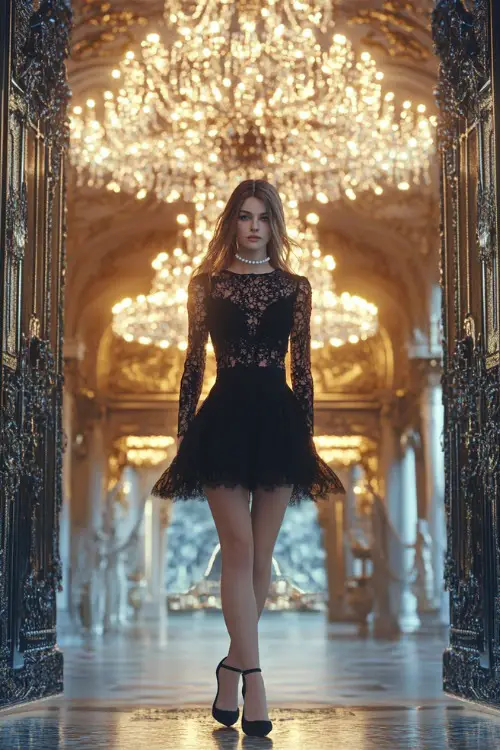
<box><xmin>376</xmin><ymin>416</ymin><xmax>420</xmax><ymax>635</ymax></box>
<box><xmin>88</xmin><ymin>416</ymin><xmax>107</xmax><ymax>530</ymax></box>
<box><xmin>103</xmin><ymin>465</ymin><xmax>144</xmax><ymax>629</ymax></box>
<box><xmin>420</xmin><ymin>366</ymin><xmax>449</xmax><ymax>625</ymax></box>
<box><xmin>143</xmin><ymin>492</ymin><xmax>172</xmax><ymax>621</ymax></box>
<box><xmin>321</xmin><ymin>466</ymin><xmax>349</xmax><ymax>622</ymax></box>
<box><xmin>85</xmin><ymin>415</ymin><xmax>108</xmax><ymax>634</ymax></box>
<box><xmin>372</xmin><ymin>399</ymin><xmax>400</xmax><ymax>638</ymax></box>
<box><xmin>397</xmin><ymin>433</ymin><xmax>420</xmax><ymax>633</ymax></box>
<box><xmin>343</xmin><ymin>464</ymin><xmax>360</xmax><ymax>580</ymax></box>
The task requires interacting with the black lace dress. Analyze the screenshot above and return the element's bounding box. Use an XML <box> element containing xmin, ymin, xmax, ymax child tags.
<box><xmin>151</xmin><ymin>268</ymin><xmax>345</xmax><ymax>505</ymax></box>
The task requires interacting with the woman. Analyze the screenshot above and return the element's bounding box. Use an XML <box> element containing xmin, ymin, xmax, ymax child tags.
<box><xmin>151</xmin><ymin>179</ymin><xmax>345</xmax><ymax>737</ymax></box>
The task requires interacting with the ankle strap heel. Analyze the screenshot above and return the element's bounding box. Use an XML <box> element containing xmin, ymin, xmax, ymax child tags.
<box><xmin>212</xmin><ymin>656</ymin><xmax>242</xmax><ymax>728</ymax></box>
<box><xmin>222</xmin><ymin>662</ymin><xmax>243</xmax><ymax>674</ymax></box>
<box><xmin>241</xmin><ymin>667</ymin><xmax>261</xmax><ymax>698</ymax></box>
<box><xmin>241</xmin><ymin>667</ymin><xmax>273</xmax><ymax>738</ymax></box>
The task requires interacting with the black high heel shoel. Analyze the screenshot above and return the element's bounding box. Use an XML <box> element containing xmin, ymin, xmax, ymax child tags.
<box><xmin>212</xmin><ymin>657</ymin><xmax>242</xmax><ymax>727</ymax></box>
<box><xmin>241</xmin><ymin>667</ymin><xmax>273</xmax><ymax>737</ymax></box>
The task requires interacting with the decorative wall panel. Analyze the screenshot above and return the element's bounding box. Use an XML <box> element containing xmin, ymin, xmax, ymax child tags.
<box><xmin>0</xmin><ymin>0</ymin><xmax>71</xmax><ymax>709</ymax></box>
<box><xmin>432</xmin><ymin>0</ymin><xmax>500</xmax><ymax>705</ymax></box>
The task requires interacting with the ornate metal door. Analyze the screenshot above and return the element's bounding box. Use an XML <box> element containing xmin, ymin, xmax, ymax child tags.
<box><xmin>0</xmin><ymin>1</ymin><xmax>72</xmax><ymax>708</ymax></box>
<box><xmin>432</xmin><ymin>0</ymin><xmax>500</xmax><ymax>704</ymax></box>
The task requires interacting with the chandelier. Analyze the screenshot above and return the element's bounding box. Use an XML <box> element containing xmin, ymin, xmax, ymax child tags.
<box><xmin>70</xmin><ymin>0</ymin><xmax>414</xmax><ymax>350</ymax></box>
<box><xmin>164</xmin><ymin>0</ymin><xmax>335</xmax><ymax>34</ymax></box>
<box><xmin>111</xmin><ymin>219</ymin><xmax>378</xmax><ymax>350</ymax></box>
<box><xmin>69</xmin><ymin>15</ymin><xmax>436</xmax><ymax>215</ymax></box>
<box><xmin>289</xmin><ymin>223</ymin><xmax>378</xmax><ymax>347</ymax></box>
<box><xmin>115</xmin><ymin>435</ymin><xmax>175</xmax><ymax>467</ymax></box>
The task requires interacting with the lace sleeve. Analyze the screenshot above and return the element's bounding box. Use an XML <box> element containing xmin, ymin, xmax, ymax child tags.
<box><xmin>177</xmin><ymin>274</ymin><xmax>209</xmax><ymax>437</ymax></box>
<box><xmin>290</xmin><ymin>275</ymin><xmax>314</xmax><ymax>436</ymax></box>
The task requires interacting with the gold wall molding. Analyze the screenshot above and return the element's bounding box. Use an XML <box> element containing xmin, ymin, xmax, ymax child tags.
<box><xmin>342</xmin><ymin>0</ymin><xmax>433</xmax><ymax>62</ymax></box>
<box><xmin>71</xmin><ymin>1</ymin><xmax>149</xmax><ymax>61</ymax></box>
<box><xmin>96</xmin><ymin>320</ymin><xmax>393</xmax><ymax>399</ymax></box>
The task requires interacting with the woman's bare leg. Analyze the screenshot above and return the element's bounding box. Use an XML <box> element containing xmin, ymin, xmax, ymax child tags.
<box><xmin>205</xmin><ymin>484</ymin><xmax>268</xmax><ymax>719</ymax></box>
<box><xmin>224</xmin><ymin>485</ymin><xmax>293</xmax><ymax>718</ymax></box>
<box><xmin>250</xmin><ymin>485</ymin><xmax>293</xmax><ymax>616</ymax></box>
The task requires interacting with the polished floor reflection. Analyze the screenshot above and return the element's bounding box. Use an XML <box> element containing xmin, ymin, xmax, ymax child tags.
<box><xmin>1</xmin><ymin>612</ymin><xmax>500</xmax><ymax>749</ymax></box>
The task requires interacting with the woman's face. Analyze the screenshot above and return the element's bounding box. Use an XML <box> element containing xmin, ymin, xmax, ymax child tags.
<box><xmin>236</xmin><ymin>196</ymin><xmax>272</xmax><ymax>255</ymax></box>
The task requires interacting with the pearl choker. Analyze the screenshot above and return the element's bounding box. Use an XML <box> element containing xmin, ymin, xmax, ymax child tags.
<box><xmin>235</xmin><ymin>252</ymin><xmax>271</xmax><ymax>265</ymax></box>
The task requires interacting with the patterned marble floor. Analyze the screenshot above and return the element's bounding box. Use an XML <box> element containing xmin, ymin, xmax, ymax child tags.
<box><xmin>2</xmin><ymin>611</ymin><xmax>500</xmax><ymax>749</ymax></box>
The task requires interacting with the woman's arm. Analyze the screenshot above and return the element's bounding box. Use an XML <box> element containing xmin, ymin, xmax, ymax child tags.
<box><xmin>177</xmin><ymin>275</ymin><xmax>209</xmax><ymax>438</ymax></box>
<box><xmin>290</xmin><ymin>275</ymin><xmax>314</xmax><ymax>436</ymax></box>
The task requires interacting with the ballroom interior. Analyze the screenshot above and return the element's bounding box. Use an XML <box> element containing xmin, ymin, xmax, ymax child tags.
<box><xmin>2</xmin><ymin>0</ymin><xmax>500</xmax><ymax>747</ymax></box>
<box><xmin>62</xmin><ymin>0</ymin><xmax>446</xmax><ymax>641</ymax></box>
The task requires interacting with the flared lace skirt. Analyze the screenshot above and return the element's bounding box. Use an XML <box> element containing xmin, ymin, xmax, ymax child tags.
<box><xmin>151</xmin><ymin>365</ymin><xmax>345</xmax><ymax>506</ymax></box>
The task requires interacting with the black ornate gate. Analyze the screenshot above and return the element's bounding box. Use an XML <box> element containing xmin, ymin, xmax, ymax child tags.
<box><xmin>432</xmin><ymin>0</ymin><xmax>500</xmax><ymax>704</ymax></box>
<box><xmin>0</xmin><ymin>1</ymin><xmax>72</xmax><ymax>708</ymax></box>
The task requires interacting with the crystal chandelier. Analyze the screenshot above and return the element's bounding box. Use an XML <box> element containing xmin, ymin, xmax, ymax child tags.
<box><xmin>116</xmin><ymin>435</ymin><xmax>175</xmax><ymax>467</ymax></box>
<box><xmin>69</xmin><ymin>17</ymin><xmax>436</xmax><ymax>212</ymax></box>
<box><xmin>70</xmin><ymin>0</ymin><xmax>402</xmax><ymax>350</ymax></box>
<box><xmin>165</xmin><ymin>0</ymin><xmax>335</xmax><ymax>34</ymax></box>
<box><xmin>112</xmin><ymin>241</ymin><xmax>200</xmax><ymax>350</ymax></box>
<box><xmin>289</xmin><ymin>223</ymin><xmax>378</xmax><ymax>347</ymax></box>
<box><xmin>111</xmin><ymin>219</ymin><xmax>378</xmax><ymax>350</ymax></box>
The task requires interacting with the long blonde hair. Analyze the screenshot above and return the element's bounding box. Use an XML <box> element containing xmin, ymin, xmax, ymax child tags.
<box><xmin>192</xmin><ymin>179</ymin><xmax>300</xmax><ymax>279</ymax></box>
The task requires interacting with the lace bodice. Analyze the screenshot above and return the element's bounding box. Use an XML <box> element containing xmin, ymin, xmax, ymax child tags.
<box><xmin>177</xmin><ymin>268</ymin><xmax>314</xmax><ymax>437</ymax></box>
